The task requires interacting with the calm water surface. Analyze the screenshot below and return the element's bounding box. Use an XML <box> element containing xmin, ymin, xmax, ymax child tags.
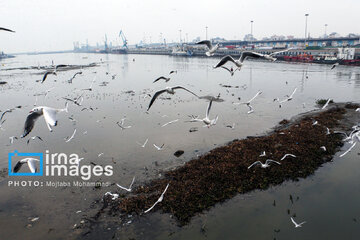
<box><xmin>0</xmin><ymin>53</ymin><xmax>359</xmax><ymax>239</ymax></box>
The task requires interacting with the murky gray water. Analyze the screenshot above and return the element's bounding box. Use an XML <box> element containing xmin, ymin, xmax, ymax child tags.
<box><xmin>0</xmin><ymin>53</ymin><xmax>359</xmax><ymax>239</ymax></box>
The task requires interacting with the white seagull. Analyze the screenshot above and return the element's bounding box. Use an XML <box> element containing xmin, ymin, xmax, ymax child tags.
<box><xmin>21</xmin><ymin>103</ymin><xmax>68</xmax><ymax>138</ymax></box>
<box><xmin>13</xmin><ymin>158</ymin><xmax>39</xmax><ymax>173</ymax></box>
<box><xmin>27</xmin><ymin>136</ymin><xmax>43</xmax><ymax>144</ymax></box>
<box><xmin>147</xmin><ymin>86</ymin><xmax>199</xmax><ymax>111</ymax></box>
<box><xmin>248</xmin><ymin>159</ymin><xmax>281</xmax><ymax>169</ymax></box>
<box><xmin>144</xmin><ymin>183</ymin><xmax>170</xmax><ymax>213</ymax></box>
<box><xmin>65</xmin><ymin>129</ymin><xmax>76</xmax><ymax>142</ymax></box>
<box><xmin>281</xmin><ymin>154</ymin><xmax>296</xmax><ymax>161</ymax></box>
<box><xmin>196</xmin><ymin>40</ymin><xmax>219</xmax><ymax>56</ymax></box>
<box><xmin>153</xmin><ymin>143</ymin><xmax>164</xmax><ymax>150</ymax></box>
<box><xmin>104</xmin><ymin>192</ymin><xmax>119</xmax><ymax>200</ymax></box>
<box><xmin>291</xmin><ymin>217</ymin><xmax>306</xmax><ymax>228</ymax></box>
<box><xmin>233</xmin><ymin>91</ymin><xmax>262</xmax><ymax>114</ymax></box>
<box><xmin>137</xmin><ymin>138</ymin><xmax>149</xmax><ymax>148</ymax></box>
<box><xmin>189</xmin><ymin>100</ymin><xmax>218</xmax><ymax>127</ymax></box>
<box><xmin>277</xmin><ymin>88</ymin><xmax>297</xmax><ymax>107</ymax></box>
<box><xmin>161</xmin><ymin>119</ymin><xmax>179</xmax><ymax>127</ymax></box>
<box><xmin>116</xmin><ymin>176</ymin><xmax>136</xmax><ymax>192</ymax></box>
<box><xmin>116</xmin><ymin>118</ymin><xmax>132</xmax><ymax>130</ymax></box>
<box><xmin>213</xmin><ymin>51</ymin><xmax>276</xmax><ymax>70</ymax></box>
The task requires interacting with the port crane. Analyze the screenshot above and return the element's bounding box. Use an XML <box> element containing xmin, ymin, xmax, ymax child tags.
<box><xmin>119</xmin><ymin>30</ymin><xmax>128</xmax><ymax>49</ymax></box>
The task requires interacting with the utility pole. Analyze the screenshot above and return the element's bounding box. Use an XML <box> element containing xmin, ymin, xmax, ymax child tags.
<box><xmin>304</xmin><ymin>13</ymin><xmax>309</xmax><ymax>47</ymax></box>
<box><xmin>205</xmin><ymin>26</ymin><xmax>208</xmax><ymax>40</ymax></box>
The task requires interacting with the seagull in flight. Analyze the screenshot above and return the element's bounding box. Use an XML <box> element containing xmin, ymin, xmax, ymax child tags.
<box><xmin>248</xmin><ymin>159</ymin><xmax>281</xmax><ymax>169</ymax></box>
<box><xmin>116</xmin><ymin>118</ymin><xmax>132</xmax><ymax>130</ymax></box>
<box><xmin>233</xmin><ymin>91</ymin><xmax>262</xmax><ymax>114</ymax></box>
<box><xmin>13</xmin><ymin>158</ymin><xmax>39</xmax><ymax>173</ymax></box>
<box><xmin>116</xmin><ymin>176</ymin><xmax>136</xmax><ymax>192</ymax></box>
<box><xmin>137</xmin><ymin>138</ymin><xmax>149</xmax><ymax>148</ymax></box>
<box><xmin>147</xmin><ymin>86</ymin><xmax>199</xmax><ymax>111</ymax></box>
<box><xmin>65</xmin><ymin>129</ymin><xmax>76</xmax><ymax>142</ymax></box>
<box><xmin>63</xmin><ymin>93</ymin><xmax>84</xmax><ymax>106</ymax></box>
<box><xmin>196</xmin><ymin>40</ymin><xmax>219</xmax><ymax>56</ymax></box>
<box><xmin>153</xmin><ymin>143</ymin><xmax>165</xmax><ymax>150</ymax></box>
<box><xmin>144</xmin><ymin>183</ymin><xmax>170</xmax><ymax>213</ymax></box>
<box><xmin>0</xmin><ymin>27</ymin><xmax>15</xmax><ymax>33</ymax></box>
<box><xmin>281</xmin><ymin>154</ymin><xmax>296</xmax><ymax>161</ymax></box>
<box><xmin>220</xmin><ymin>66</ymin><xmax>239</xmax><ymax>76</ymax></box>
<box><xmin>291</xmin><ymin>217</ymin><xmax>306</xmax><ymax>228</ymax></box>
<box><xmin>277</xmin><ymin>88</ymin><xmax>297</xmax><ymax>107</ymax></box>
<box><xmin>161</xmin><ymin>119</ymin><xmax>179</xmax><ymax>127</ymax></box>
<box><xmin>27</xmin><ymin>136</ymin><xmax>43</xmax><ymax>145</ymax></box>
<box><xmin>169</xmin><ymin>70</ymin><xmax>177</xmax><ymax>75</ymax></box>
<box><xmin>213</xmin><ymin>51</ymin><xmax>276</xmax><ymax>70</ymax></box>
<box><xmin>189</xmin><ymin>100</ymin><xmax>218</xmax><ymax>127</ymax></box>
<box><xmin>81</xmin><ymin>76</ymin><xmax>96</xmax><ymax>91</ymax></box>
<box><xmin>153</xmin><ymin>76</ymin><xmax>170</xmax><ymax>83</ymax></box>
<box><xmin>41</xmin><ymin>71</ymin><xmax>57</xmax><ymax>83</ymax></box>
<box><xmin>68</xmin><ymin>71</ymin><xmax>82</xmax><ymax>83</ymax></box>
<box><xmin>21</xmin><ymin>103</ymin><xmax>68</xmax><ymax>138</ymax></box>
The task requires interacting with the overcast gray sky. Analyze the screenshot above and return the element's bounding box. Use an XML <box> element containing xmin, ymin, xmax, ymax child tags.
<box><xmin>1</xmin><ymin>0</ymin><xmax>359</xmax><ymax>53</ymax></box>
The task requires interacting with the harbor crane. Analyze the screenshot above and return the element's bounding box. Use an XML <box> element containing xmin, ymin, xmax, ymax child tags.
<box><xmin>119</xmin><ymin>30</ymin><xmax>128</xmax><ymax>49</ymax></box>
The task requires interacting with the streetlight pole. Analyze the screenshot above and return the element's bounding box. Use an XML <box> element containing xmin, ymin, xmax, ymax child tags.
<box><xmin>304</xmin><ymin>13</ymin><xmax>309</xmax><ymax>47</ymax></box>
<box><xmin>179</xmin><ymin>29</ymin><xmax>182</xmax><ymax>44</ymax></box>
<box><xmin>250</xmin><ymin>20</ymin><xmax>254</xmax><ymax>46</ymax></box>
<box><xmin>205</xmin><ymin>26</ymin><xmax>208</xmax><ymax>40</ymax></box>
<box><xmin>324</xmin><ymin>24</ymin><xmax>328</xmax><ymax>37</ymax></box>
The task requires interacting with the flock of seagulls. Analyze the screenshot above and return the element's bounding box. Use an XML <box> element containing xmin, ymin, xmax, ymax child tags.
<box><xmin>1</xmin><ymin>30</ymin><xmax>359</xmax><ymax>234</ymax></box>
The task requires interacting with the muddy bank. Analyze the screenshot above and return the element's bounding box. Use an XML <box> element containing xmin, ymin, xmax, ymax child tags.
<box><xmin>94</xmin><ymin>103</ymin><xmax>359</xmax><ymax>226</ymax></box>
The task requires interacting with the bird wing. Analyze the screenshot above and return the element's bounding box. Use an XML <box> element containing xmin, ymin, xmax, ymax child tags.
<box><xmin>289</xmin><ymin>88</ymin><xmax>297</xmax><ymax>98</ymax></box>
<box><xmin>41</xmin><ymin>71</ymin><xmax>53</xmax><ymax>83</ymax></box>
<box><xmin>13</xmin><ymin>161</ymin><xmax>25</xmax><ymax>173</ymax></box>
<box><xmin>169</xmin><ymin>70</ymin><xmax>177</xmax><ymax>75</ymax></box>
<box><xmin>248</xmin><ymin>91</ymin><xmax>262</xmax><ymax>103</ymax></box>
<box><xmin>248</xmin><ymin>161</ymin><xmax>261</xmax><ymax>169</ymax></box>
<box><xmin>196</xmin><ymin>40</ymin><xmax>212</xmax><ymax>49</ymax></box>
<box><xmin>266</xmin><ymin>159</ymin><xmax>281</xmax><ymax>165</ymax></box>
<box><xmin>42</xmin><ymin>108</ymin><xmax>58</xmax><ymax>131</ymax></box>
<box><xmin>240</xmin><ymin>51</ymin><xmax>266</xmax><ymax>62</ymax></box>
<box><xmin>206</xmin><ymin>100</ymin><xmax>213</xmax><ymax>119</ymax></box>
<box><xmin>214</xmin><ymin>55</ymin><xmax>236</xmax><ymax>68</ymax></box>
<box><xmin>116</xmin><ymin>183</ymin><xmax>130</xmax><ymax>191</ymax></box>
<box><xmin>147</xmin><ymin>89</ymin><xmax>167</xmax><ymax>111</ymax></box>
<box><xmin>0</xmin><ymin>27</ymin><xmax>15</xmax><ymax>33</ymax></box>
<box><xmin>291</xmin><ymin>217</ymin><xmax>297</xmax><ymax>226</ymax></box>
<box><xmin>26</xmin><ymin>158</ymin><xmax>38</xmax><ymax>173</ymax></box>
<box><xmin>172</xmin><ymin>86</ymin><xmax>199</xmax><ymax>98</ymax></box>
<box><xmin>55</xmin><ymin>64</ymin><xmax>68</xmax><ymax>71</ymax></box>
<box><xmin>269</xmin><ymin>48</ymin><xmax>291</xmax><ymax>56</ymax></box>
<box><xmin>0</xmin><ymin>109</ymin><xmax>12</xmax><ymax>121</ymax></box>
<box><xmin>153</xmin><ymin>76</ymin><xmax>167</xmax><ymax>83</ymax></box>
<box><xmin>220</xmin><ymin>66</ymin><xmax>232</xmax><ymax>74</ymax></box>
<box><xmin>129</xmin><ymin>176</ymin><xmax>136</xmax><ymax>189</ymax></box>
<box><xmin>21</xmin><ymin>111</ymin><xmax>43</xmax><ymax>138</ymax></box>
